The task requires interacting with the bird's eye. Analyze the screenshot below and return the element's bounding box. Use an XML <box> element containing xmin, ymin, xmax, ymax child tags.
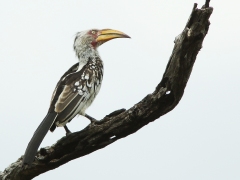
<box><xmin>91</xmin><ymin>30</ymin><xmax>96</xmax><ymax>34</ymax></box>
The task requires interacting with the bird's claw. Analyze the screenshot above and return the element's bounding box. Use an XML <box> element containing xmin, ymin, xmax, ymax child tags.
<box><xmin>66</xmin><ymin>131</ymin><xmax>72</xmax><ymax>136</ymax></box>
<box><xmin>85</xmin><ymin>114</ymin><xmax>100</xmax><ymax>124</ymax></box>
<box><xmin>90</xmin><ymin>118</ymin><xmax>99</xmax><ymax>124</ymax></box>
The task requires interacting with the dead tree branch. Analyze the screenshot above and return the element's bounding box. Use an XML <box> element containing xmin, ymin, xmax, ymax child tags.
<box><xmin>0</xmin><ymin>1</ymin><xmax>213</xmax><ymax>180</ymax></box>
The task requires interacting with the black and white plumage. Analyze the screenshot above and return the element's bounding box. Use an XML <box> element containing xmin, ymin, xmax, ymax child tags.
<box><xmin>23</xmin><ymin>29</ymin><xmax>130</xmax><ymax>165</ymax></box>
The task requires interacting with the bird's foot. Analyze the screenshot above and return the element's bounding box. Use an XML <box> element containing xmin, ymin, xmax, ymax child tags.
<box><xmin>64</xmin><ymin>125</ymin><xmax>72</xmax><ymax>135</ymax></box>
<box><xmin>105</xmin><ymin>108</ymin><xmax>126</xmax><ymax>118</ymax></box>
<box><xmin>85</xmin><ymin>114</ymin><xmax>100</xmax><ymax>124</ymax></box>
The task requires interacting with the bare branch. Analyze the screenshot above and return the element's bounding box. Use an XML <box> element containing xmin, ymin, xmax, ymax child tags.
<box><xmin>0</xmin><ymin>2</ymin><xmax>213</xmax><ymax>180</ymax></box>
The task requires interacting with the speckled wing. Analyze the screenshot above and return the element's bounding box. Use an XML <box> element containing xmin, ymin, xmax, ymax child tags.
<box><xmin>48</xmin><ymin>63</ymin><xmax>79</xmax><ymax>113</ymax></box>
<box><xmin>54</xmin><ymin>85</ymin><xmax>78</xmax><ymax>113</ymax></box>
<box><xmin>51</xmin><ymin>58</ymin><xmax>103</xmax><ymax>127</ymax></box>
<box><xmin>54</xmin><ymin>66</ymin><xmax>93</xmax><ymax>113</ymax></box>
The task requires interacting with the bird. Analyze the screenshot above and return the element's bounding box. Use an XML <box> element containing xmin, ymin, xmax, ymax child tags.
<box><xmin>22</xmin><ymin>29</ymin><xmax>130</xmax><ymax>165</ymax></box>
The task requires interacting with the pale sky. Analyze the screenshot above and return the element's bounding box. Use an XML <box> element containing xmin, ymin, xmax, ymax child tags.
<box><xmin>0</xmin><ymin>0</ymin><xmax>240</xmax><ymax>179</ymax></box>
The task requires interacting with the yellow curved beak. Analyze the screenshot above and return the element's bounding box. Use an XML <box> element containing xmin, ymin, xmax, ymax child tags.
<box><xmin>96</xmin><ymin>29</ymin><xmax>130</xmax><ymax>43</ymax></box>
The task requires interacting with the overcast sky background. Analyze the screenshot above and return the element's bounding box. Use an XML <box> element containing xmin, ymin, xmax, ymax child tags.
<box><xmin>0</xmin><ymin>0</ymin><xmax>239</xmax><ymax>179</ymax></box>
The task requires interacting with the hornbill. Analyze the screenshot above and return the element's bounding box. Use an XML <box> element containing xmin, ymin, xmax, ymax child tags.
<box><xmin>22</xmin><ymin>29</ymin><xmax>130</xmax><ymax>165</ymax></box>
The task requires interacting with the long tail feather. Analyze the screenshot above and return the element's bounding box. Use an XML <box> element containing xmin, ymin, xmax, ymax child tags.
<box><xmin>22</xmin><ymin>112</ymin><xmax>57</xmax><ymax>165</ymax></box>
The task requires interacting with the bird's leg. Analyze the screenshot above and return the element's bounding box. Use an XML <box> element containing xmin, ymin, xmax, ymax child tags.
<box><xmin>64</xmin><ymin>125</ymin><xmax>71</xmax><ymax>135</ymax></box>
<box><xmin>85</xmin><ymin>114</ymin><xmax>99</xmax><ymax>124</ymax></box>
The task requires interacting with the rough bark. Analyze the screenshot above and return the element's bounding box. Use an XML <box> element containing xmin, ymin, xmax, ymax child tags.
<box><xmin>0</xmin><ymin>1</ymin><xmax>213</xmax><ymax>180</ymax></box>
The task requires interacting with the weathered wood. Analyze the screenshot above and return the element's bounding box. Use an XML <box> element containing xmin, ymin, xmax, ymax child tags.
<box><xmin>0</xmin><ymin>1</ymin><xmax>213</xmax><ymax>179</ymax></box>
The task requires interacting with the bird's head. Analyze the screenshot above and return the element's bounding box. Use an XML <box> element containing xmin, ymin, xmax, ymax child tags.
<box><xmin>73</xmin><ymin>29</ymin><xmax>130</xmax><ymax>60</ymax></box>
<box><xmin>74</xmin><ymin>29</ymin><xmax>130</xmax><ymax>49</ymax></box>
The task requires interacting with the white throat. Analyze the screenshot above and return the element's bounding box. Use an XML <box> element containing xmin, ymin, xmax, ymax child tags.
<box><xmin>75</xmin><ymin>45</ymin><xmax>100</xmax><ymax>72</ymax></box>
